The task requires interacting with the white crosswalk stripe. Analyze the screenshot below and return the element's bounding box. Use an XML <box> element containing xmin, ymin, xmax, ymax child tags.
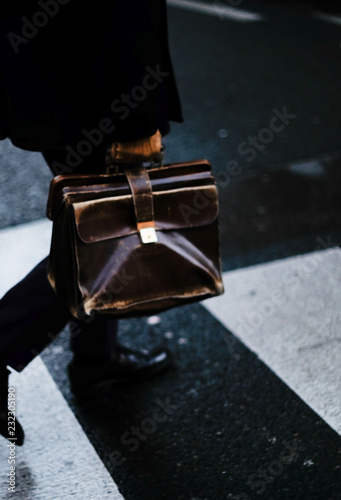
<box><xmin>0</xmin><ymin>220</ymin><xmax>124</xmax><ymax>499</ymax></box>
<box><xmin>167</xmin><ymin>0</ymin><xmax>266</xmax><ymax>22</ymax></box>
<box><xmin>1</xmin><ymin>358</ymin><xmax>124</xmax><ymax>499</ymax></box>
<box><xmin>204</xmin><ymin>248</ymin><xmax>341</xmax><ymax>436</ymax></box>
<box><xmin>313</xmin><ymin>12</ymin><xmax>341</xmax><ymax>27</ymax></box>
<box><xmin>0</xmin><ymin>219</ymin><xmax>52</xmax><ymax>298</ymax></box>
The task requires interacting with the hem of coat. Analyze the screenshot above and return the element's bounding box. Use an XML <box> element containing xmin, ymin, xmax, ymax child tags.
<box><xmin>0</xmin><ymin>118</ymin><xmax>183</xmax><ymax>153</ymax></box>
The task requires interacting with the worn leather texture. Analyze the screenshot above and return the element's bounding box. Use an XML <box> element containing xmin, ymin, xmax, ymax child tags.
<box><xmin>46</xmin><ymin>160</ymin><xmax>224</xmax><ymax>319</ymax></box>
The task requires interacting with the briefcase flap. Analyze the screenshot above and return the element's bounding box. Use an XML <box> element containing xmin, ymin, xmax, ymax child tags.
<box><xmin>72</xmin><ymin>185</ymin><xmax>219</xmax><ymax>244</ymax></box>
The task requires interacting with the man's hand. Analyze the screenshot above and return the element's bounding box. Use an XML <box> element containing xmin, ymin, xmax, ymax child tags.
<box><xmin>109</xmin><ymin>130</ymin><xmax>163</xmax><ymax>164</ymax></box>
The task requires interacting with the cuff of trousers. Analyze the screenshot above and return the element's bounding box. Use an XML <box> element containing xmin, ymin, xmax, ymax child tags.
<box><xmin>109</xmin><ymin>130</ymin><xmax>163</xmax><ymax>164</ymax></box>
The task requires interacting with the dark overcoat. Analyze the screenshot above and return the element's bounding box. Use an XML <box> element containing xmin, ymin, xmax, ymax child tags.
<box><xmin>0</xmin><ymin>0</ymin><xmax>183</xmax><ymax>151</ymax></box>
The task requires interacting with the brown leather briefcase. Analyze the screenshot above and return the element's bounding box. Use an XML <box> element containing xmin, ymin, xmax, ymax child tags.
<box><xmin>46</xmin><ymin>160</ymin><xmax>224</xmax><ymax>319</ymax></box>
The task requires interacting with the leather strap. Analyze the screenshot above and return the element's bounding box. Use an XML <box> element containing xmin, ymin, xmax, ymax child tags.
<box><xmin>124</xmin><ymin>165</ymin><xmax>154</xmax><ymax>227</ymax></box>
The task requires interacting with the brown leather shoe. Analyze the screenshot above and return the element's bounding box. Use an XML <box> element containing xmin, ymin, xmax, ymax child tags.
<box><xmin>68</xmin><ymin>345</ymin><xmax>172</xmax><ymax>399</ymax></box>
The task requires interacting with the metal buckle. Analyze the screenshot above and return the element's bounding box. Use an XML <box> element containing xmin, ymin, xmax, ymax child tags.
<box><xmin>138</xmin><ymin>224</ymin><xmax>158</xmax><ymax>244</ymax></box>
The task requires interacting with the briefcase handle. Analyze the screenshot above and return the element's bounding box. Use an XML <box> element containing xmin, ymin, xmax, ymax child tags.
<box><xmin>105</xmin><ymin>144</ymin><xmax>165</xmax><ymax>174</ymax></box>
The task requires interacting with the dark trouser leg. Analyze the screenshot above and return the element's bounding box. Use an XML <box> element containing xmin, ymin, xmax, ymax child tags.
<box><xmin>42</xmin><ymin>144</ymin><xmax>119</xmax><ymax>360</ymax></box>
<box><xmin>0</xmin><ymin>142</ymin><xmax>118</xmax><ymax>372</ymax></box>
<box><xmin>0</xmin><ymin>257</ymin><xmax>72</xmax><ymax>371</ymax></box>
<box><xmin>69</xmin><ymin>316</ymin><xmax>118</xmax><ymax>359</ymax></box>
